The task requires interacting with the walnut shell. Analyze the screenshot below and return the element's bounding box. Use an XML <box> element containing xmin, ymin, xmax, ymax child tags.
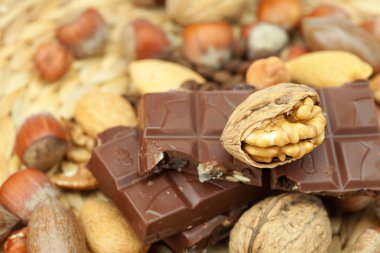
<box><xmin>230</xmin><ymin>193</ymin><xmax>332</xmax><ymax>253</ymax></box>
<box><xmin>220</xmin><ymin>83</ymin><xmax>322</xmax><ymax>168</ymax></box>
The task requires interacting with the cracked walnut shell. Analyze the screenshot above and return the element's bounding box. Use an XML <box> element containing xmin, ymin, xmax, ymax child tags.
<box><xmin>230</xmin><ymin>193</ymin><xmax>332</xmax><ymax>253</ymax></box>
<box><xmin>221</xmin><ymin>83</ymin><xmax>326</xmax><ymax>168</ymax></box>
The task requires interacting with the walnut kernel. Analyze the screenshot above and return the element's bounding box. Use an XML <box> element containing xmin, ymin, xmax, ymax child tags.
<box><xmin>221</xmin><ymin>83</ymin><xmax>326</xmax><ymax>168</ymax></box>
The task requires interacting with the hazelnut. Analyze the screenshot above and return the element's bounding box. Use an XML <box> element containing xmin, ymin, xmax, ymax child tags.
<box><xmin>230</xmin><ymin>194</ymin><xmax>331</xmax><ymax>253</ymax></box>
<box><xmin>28</xmin><ymin>198</ymin><xmax>88</xmax><ymax>253</ymax></box>
<box><xmin>280</xmin><ymin>44</ymin><xmax>308</xmax><ymax>61</ymax></box>
<box><xmin>349</xmin><ymin>228</ymin><xmax>380</xmax><ymax>252</ymax></box>
<box><xmin>245</xmin><ymin>57</ymin><xmax>291</xmax><ymax>89</ymax></box>
<box><xmin>257</xmin><ymin>0</ymin><xmax>303</xmax><ymax>30</ymax></box>
<box><xmin>133</xmin><ymin>0</ymin><xmax>165</xmax><ymax>7</ymax></box>
<box><xmin>56</xmin><ymin>8</ymin><xmax>107</xmax><ymax>58</ymax></box>
<box><xmin>246</xmin><ymin>22</ymin><xmax>289</xmax><ymax>60</ymax></box>
<box><xmin>3</xmin><ymin>227</ymin><xmax>27</xmax><ymax>253</ymax></box>
<box><xmin>306</xmin><ymin>4</ymin><xmax>350</xmax><ymax>19</ymax></box>
<box><xmin>0</xmin><ymin>168</ymin><xmax>59</xmax><ymax>221</ymax></box>
<box><xmin>0</xmin><ymin>205</ymin><xmax>19</xmax><ymax>243</ymax></box>
<box><xmin>121</xmin><ymin>19</ymin><xmax>171</xmax><ymax>60</ymax></box>
<box><xmin>33</xmin><ymin>43</ymin><xmax>73</xmax><ymax>82</ymax></box>
<box><xmin>361</xmin><ymin>16</ymin><xmax>380</xmax><ymax>43</ymax></box>
<box><xmin>15</xmin><ymin>113</ymin><xmax>67</xmax><ymax>171</ymax></box>
<box><xmin>182</xmin><ymin>21</ymin><xmax>233</xmax><ymax>69</ymax></box>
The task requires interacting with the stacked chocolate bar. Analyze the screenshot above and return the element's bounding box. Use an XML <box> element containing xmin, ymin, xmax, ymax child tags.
<box><xmin>87</xmin><ymin>80</ymin><xmax>380</xmax><ymax>252</ymax></box>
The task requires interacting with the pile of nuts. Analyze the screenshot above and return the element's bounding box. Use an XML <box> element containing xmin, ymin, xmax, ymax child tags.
<box><xmin>0</xmin><ymin>0</ymin><xmax>380</xmax><ymax>252</ymax></box>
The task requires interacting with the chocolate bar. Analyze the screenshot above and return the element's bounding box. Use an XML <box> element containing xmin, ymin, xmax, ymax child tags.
<box><xmin>164</xmin><ymin>207</ymin><xmax>245</xmax><ymax>253</ymax></box>
<box><xmin>138</xmin><ymin>91</ymin><xmax>259</xmax><ymax>184</ymax></box>
<box><xmin>271</xmin><ymin>81</ymin><xmax>380</xmax><ymax>196</ymax></box>
<box><xmin>88</xmin><ymin>124</ymin><xmax>267</xmax><ymax>243</ymax></box>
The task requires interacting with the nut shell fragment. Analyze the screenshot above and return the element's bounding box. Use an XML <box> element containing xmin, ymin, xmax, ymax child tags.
<box><xmin>221</xmin><ymin>83</ymin><xmax>323</xmax><ymax>168</ymax></box>
<box><xmin>230</xmin><ymin>193</ymin><xmax>331</xmax><ymax>253</ymax></box>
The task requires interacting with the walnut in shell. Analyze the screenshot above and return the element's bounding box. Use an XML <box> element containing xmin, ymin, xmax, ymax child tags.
<box><xmin>221</xmin><ymin>83</ymin><xmax>326</xmax><ymax>168</ymax></box>
<box><xmin>229</xmin><ymin>193</ymin><xmax>332</xmax><ymax>253</ymax></box>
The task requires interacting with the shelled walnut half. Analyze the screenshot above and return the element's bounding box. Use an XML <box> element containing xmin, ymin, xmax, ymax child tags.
<box><xmin>221</xmin><ymin>83</ymin><xmax>326</xmax><ymax>168</ymax></box>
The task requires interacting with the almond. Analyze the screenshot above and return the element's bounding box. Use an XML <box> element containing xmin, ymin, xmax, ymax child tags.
<box><xmin>79</xmin><ymin>198</ymin><xmax>149</xmax><ymax>253</ymax></box>
<box><xmin>75</xmin><ymin>92</ymin><xmax>137</xmax><ymax>138</ymax></box>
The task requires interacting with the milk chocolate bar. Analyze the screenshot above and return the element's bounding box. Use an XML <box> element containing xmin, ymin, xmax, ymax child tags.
<box><xmin>88</xmin><ymin>125</ymin><xmax>266</xmax><ymax>243</ymax></box>
<box><xmin>138</xmin><ymin>91</ymin><xmax>259</xmax><ymax>184</ymax></box>
<box><xmin>164</xmin><ymin>207</ymin><xmax>245</xmax><ymax>253</ymax></box>
<box><xmin>272</xmin><ymin>81</ymin><xmax>380</xmax><ymax>196</ymax></box>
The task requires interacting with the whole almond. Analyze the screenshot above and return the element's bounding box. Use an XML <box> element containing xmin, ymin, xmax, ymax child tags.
<box><xmin>75</xmin><ymin>92</ymin><xmax>137</xmax><ymax>138</ymax></box>
<box><xmin>79</xmin><ymin>198</ymin><xmax>149</xmax><ymax>253</ymax></box>
<box><xmin>27</xmin><ymin>198</ymin><xmax>87</xmax><ymax>253</ymax></box>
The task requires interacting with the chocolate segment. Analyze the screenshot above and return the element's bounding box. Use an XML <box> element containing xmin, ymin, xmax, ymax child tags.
<box><xmin>88</xmin><ymin>125</ymin><xmax>266</xmax><ymax>243</ymax></box>
<box><xmin>164</xmin><ymin>207</ymin><xmax>245</xmax><ymax>253</ymax></box>
<box><xmin>138</xmin><ymin>91</ymin><xmax>260</xmax><ymax>183</ymax></box>
<box><xmin>271</xmin><ymin>81</ymin><xmax>380</xmax><ymax>196</ymax></box>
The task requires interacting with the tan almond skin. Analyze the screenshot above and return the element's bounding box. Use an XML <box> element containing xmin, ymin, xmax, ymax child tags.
<box><xmin>79</xmin><ymin>198</ymin><xmax>149</xmax><ymax>253</ymax></box>
<box><xmin>27</xmin><ymin>198</ymin><xmax>87</xmax><ymax>253</ymax></box>
<box><xmin>221</xmin><ymin>83</ymin><xmax>320</xmax><ymax>168</ymax></box>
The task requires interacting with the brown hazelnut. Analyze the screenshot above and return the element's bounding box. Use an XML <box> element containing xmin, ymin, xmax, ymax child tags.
<box><xmin>33</xmin><ymin>43</ymin><xmax>73</xmax><ymax>82</ymax></box>
<box><xmin>0</xmin><ymin>205</ymin><xmax>19</xmax><ymax>243</ymax></box>
<box><xmin>133</xmin><ymin>0</ymin><xmax>165</xmax><ymax>7</ymax></box>
<box><xmin>56</xmin><ymin>8</ymin><xmax>107</xmax><ymax>58</ymax></box>
<box><xmin>230</xmin><ymin>194</ymin><xmax>331</xmax><ymax>253</ymax></box>
<box><xmin>361</xmin><ymin>16</ymin><xmax>380</xmax><ymax>43</ymax></box>
<box><xmin>245</xmin><ymin>57</ymin><xmax>291</xmax><ymax>89</ymax></box>
<box><xmin>280</xmin><ymin>44</ymin><xmax>308</xmax><ymax>61</ymax></box>
<box><xmin>0</xmin><ymin>168</ymin><xmax>59</xmax><ymax>221</ymax></box>
<box><xmin>15</xmin><ymin>113</ymin><xmax>67</xmax><ymax>171</ymax></box>
<box><xmin>122</xmin><ymin>19</ymin><xmax>171</xmax><ymax>60</ymax></box>
<box><xmin>182</xmin><ymin>21</ymin><xmax>233</xmax><ymax>69</ymax></box>
<box><xmin>246</xmin><ymin>22</ymin><xmax>289</xmax><ymax>60</ymax></box>
<box><xmin>257</xmin><ymin>0</ymin><xmax>303</xmax><ymax>30</ymax></box>
<box><xmin>306</xmin><ymin>4</ymin><xmax>350</xmax><ymax>19</ymax></box>
<box><xmin>3</xmin><ymin>227</ymin><xmax>27</xmax><ymax>253</ymax></box>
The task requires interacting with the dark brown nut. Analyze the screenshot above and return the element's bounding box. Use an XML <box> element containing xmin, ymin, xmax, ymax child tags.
<box><xmin>257</xmin><ymin>0</ymin><xmax>303</xmax><ymax>30</ymax></box>
<box><xmin>361</xmin><ymin>16</ymin><xmax>380</xmax><ymax>44</ymax></box>
<box><xmin>33</xmin><ymin>43</ymin><xmax>73</xmax><ymax>82</ymax></box>
<box><xmin>49</xmin><ymin>163</ymin><xmax>98</xmax><ymax>190</ymax></box>
<box><xmin>121</xmin><ymin>19</ymin><xmax>171</xmax><ymax>60</ymax></box>
<box><xmin>348</xmin><ymin>228</ymin><xmax>380</xmax><ymax>253</ymax></box>
<box><xmin>230</xmin><ymin>193</ymin><xmax>331</xmax><ymax>253</ymax></box>
<box><xmin>334</xmin><ymin>195</ymin><xmax>373</xmax><ymax>212</ymax></box>
<box><xmin>15</xmin><ymin>113</ymin><xmax>67</xmax><ymax>171</ymax></box>
<box><xmin>133</xmin><ymin>0</ymin><xmax>165</xmax><ymax>7</ymax></box>
<box><xmin>221</xmin><ymin>83</ymin><xmax>326</xmax><ymax>168</ymax></box>
<box><xmin>4</xmin><ymin>227</ymin><xmax>27</xmax><ymax>253</ymax></box>
<box><xmin>0</xmin><ymin>205</ymin><xmax>19</xmax><ymax>243</ymax></box>
<box><xmin>56</xmin><ymin>8</ymin><xmax>107</xmax><ymax>58</ymax></box>
<box><xmin>302</xmin><ymin>16</ymin><xmax>380</xmax><ymax>73</ymax></box>
<box><xmin>245</xmin><ymin>56</ymin><xmax>291</xmax><ymax>89</ymax></box>
<box><xmin>246</xmin><ymin>22</ymin><xmax>289</xmax><ymax>60</ymax></box>
<box><xmin>212</xmin><ymin>71</ymin><xmax>233</xmax><ymax>83</ymax></box>
<box><xmin>182</xmin><ymin>22</ymin><xmax>233</xmax><ymax>69</ymax></box>
<box><xmin>0</xmin><ymin>168</ymin><xmax>59</xmax><ymax>222</ymax></box>
<box><xmin>27</xmin><ymin>198</ymin><xmax>87</xmax><ymax>253</ymax></box>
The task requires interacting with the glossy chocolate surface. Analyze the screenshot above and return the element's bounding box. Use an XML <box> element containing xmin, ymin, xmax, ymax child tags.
<box><xmin>272</xmin><ymin>81</ymin><xmax>380</xmax><ymax>196</ymax></box>
<box><xmin>89</xmin><ymin>124</ymin><xmax>266</xmax><ymax>243</ymax></box>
